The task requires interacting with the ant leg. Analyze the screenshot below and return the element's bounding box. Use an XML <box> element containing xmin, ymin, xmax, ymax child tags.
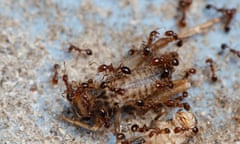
<box><xmin>58</xmin><ymin>115</ymin><xmax>101</xmax><ymax>131</ymax></box>
<box><xmin>98</xmin><ymin>63</ymin><xmax>131</xmax><ymax>77</ymax></box>
<box><xmin>113</xmin><ymin>105</ymin><xmax>121</xmax><ymax>134</ymax></box>
<box><xmin>178</xmin><ymin>17</ymin><xmax>220</xmax><ymax>39</ymax></box>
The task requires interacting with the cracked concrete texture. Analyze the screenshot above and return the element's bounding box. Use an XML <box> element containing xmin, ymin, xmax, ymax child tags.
<box><xmin>0</xmin><ymin>0</ymin><xmax>239</xmax><ymax>144</ymax></box>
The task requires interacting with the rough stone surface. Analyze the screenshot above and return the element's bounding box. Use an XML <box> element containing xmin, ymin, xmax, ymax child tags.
<box><xmin>0</xmin><ymin>0</ymin><xmax>239</xmax><ymax>144</ymax></box>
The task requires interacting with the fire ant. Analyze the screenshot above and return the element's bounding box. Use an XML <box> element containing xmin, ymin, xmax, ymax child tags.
<box><xmin>218</xmin><ymin>43</ymin><xmax>240</xmax><ymax>58</ymax></box>
<box><xmin>177</xmin><ymin>0</ymin><xmax>193</xmax><ymax>27</ymax></box>
<box><xmin>164</xmin><ymin>91</ymin><xmax>190</xmax><ymax>110</ymax></box>
<box><xmin>98</xmin><ymin>64</ymin><xmax>131</xmax><ymax>75</ymax></box>
<box><xmin>206</xmin><ymin>4</ymin><xmax>237</xmax><ymax>32</ymax></box>
<box><xmin>140</xmin><ymin>30</ymin><xmax>182</xmax><ymax>57</ymax></box>
<box><xmin>151</xmin><ymin>52</ymin><xmax>180</xmax><ymax>79</ymax></box>
<box><xmin>174</xmin><ymin>126</ymin><xmax>198</xmax><ymax>134</ymax></box>
<box><xmin>51</xmin><ymin>64</ymin><xmax>60</xmax><ymax>85</ymax></box>
<box><xmin>68</xmin><ymin>44</ymin><xmax>92</xmax><ymax>56</ymax></box>
<box><xmin>164</xmin><ymin>99</ymin><xmax>190</xmax><ymax>111</ymax></box>
<box><xmin>205</xmin><ymin>58</ymin><xmax>218</xmax><ymax>82</ymax></box>
<box><xmin>141</xmin><ymin>30</ymin><xmax>160</xmax><ymax>56</ymax></box>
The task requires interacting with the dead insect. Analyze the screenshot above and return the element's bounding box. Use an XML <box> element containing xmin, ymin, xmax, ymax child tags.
<box><xmin>98</xmin><ymin>64</ymin><xmax>131</xmax><ymax>75</ymax></box>
<box><xmin>59</xmin><ymin>32</ymin><xmax>191</xmax><ymax>143</ymax></box>
<box><xmin>164</xmin><ymin>91</ymin><xmax>190</xmax><ymax>111</ymax></box>
<box><xmin>141</xmin><ymin>29</ymin><xmax>160</xmax><ymax>56</ymax></box>
<box><xmin>58</xmin><ymin>14</ymin><xmax>225</xmax><ymax>143</ymax></box>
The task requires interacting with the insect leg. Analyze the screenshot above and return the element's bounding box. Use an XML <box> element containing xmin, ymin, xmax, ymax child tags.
<box><xmin>178</xmin><ymin>17</ymin><xmax>221</xmax><ymax>39</ymax></box>
<box><xmin>58</xmin><ymin>115</ymin><xmax>101</xmax><ymax>131</ymax></box>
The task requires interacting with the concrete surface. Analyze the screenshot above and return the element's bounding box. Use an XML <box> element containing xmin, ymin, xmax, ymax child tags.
<box><xmin>0</xmin><ymin>0</ymin><xmax>240</xmax><ymax>144</ymax></box>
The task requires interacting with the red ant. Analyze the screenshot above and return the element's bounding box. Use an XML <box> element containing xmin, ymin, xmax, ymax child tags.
<box><xmin>164</xmin><ymin>99</ymin><xmax>190</xmax><ymax>111</ymax></box>
<box><xmin>142</xmin><ymin>30</ymin><xmax>182</xmax><ymax>56</ymax></box>
<box><xmin>206</xmin><ymin>4</ymin><xmax>237</xmax><ymax>32</ymax></box>
<box><xmin>177</xmin><ymin>0</ymin><xmax>193</xmax><ymax>27</ymax></box>
<box><xmin>205</xmin><ymin>58</ymin><xmax>218</xmax><ymax>82</ymax></box>
<box><xmin>155</xmin><ymin>81</ymin><xmax>174</xmax><ymax>89</ymax></box>
<box><xmin>52</xmin><ymin>64</ymin><xmax>60</xmax><ymax>85</ymax></box>
<box><xmin>98</xmin><ymin>64</ymin><xmax>131</xmax><ymax>75</ymax></box>
<box><xmin>174</xmin><ymin>126</ymin><xmax>198</xmax><ymax>134</ymax></box>
<box><xmin>148</xmin><ymin>127</ymin><xmax>171</xmax><ymax>138</ymax></box>
<box><xmin>151</xmin><ymin>52</ymin><xmax>179</xmax><ymax>79</ymax></box>
<box><xmin>141</xmin><ymin>30</ymin><xmax>160</xmax><ymax>56</ymax></box>
<box><xmin>218</xmin><ymin>43</ymin><xmax>240</xmax><ymax>57</ymax></box>
<box><xmin>119</xmin><ymin>126</ymin><xmax>147</xmax><ymax>144</ymax></box>
<box><xmin>68</xmin><ymin>44</ymin><xmax>92</xmax><ymax>56</ymax></box>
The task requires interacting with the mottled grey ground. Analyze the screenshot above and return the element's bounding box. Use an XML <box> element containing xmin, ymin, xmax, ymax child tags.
<box><xmin>0</xmin><ymin>0</ymin><xmax>240</xmax><ymax>144</ymax></box>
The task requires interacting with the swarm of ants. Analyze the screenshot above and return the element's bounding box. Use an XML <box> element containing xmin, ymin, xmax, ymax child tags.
<box><xmin>51</xmin><ymin>1</ymin><xmax>237</xmax><ymax>144</ymax></box>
